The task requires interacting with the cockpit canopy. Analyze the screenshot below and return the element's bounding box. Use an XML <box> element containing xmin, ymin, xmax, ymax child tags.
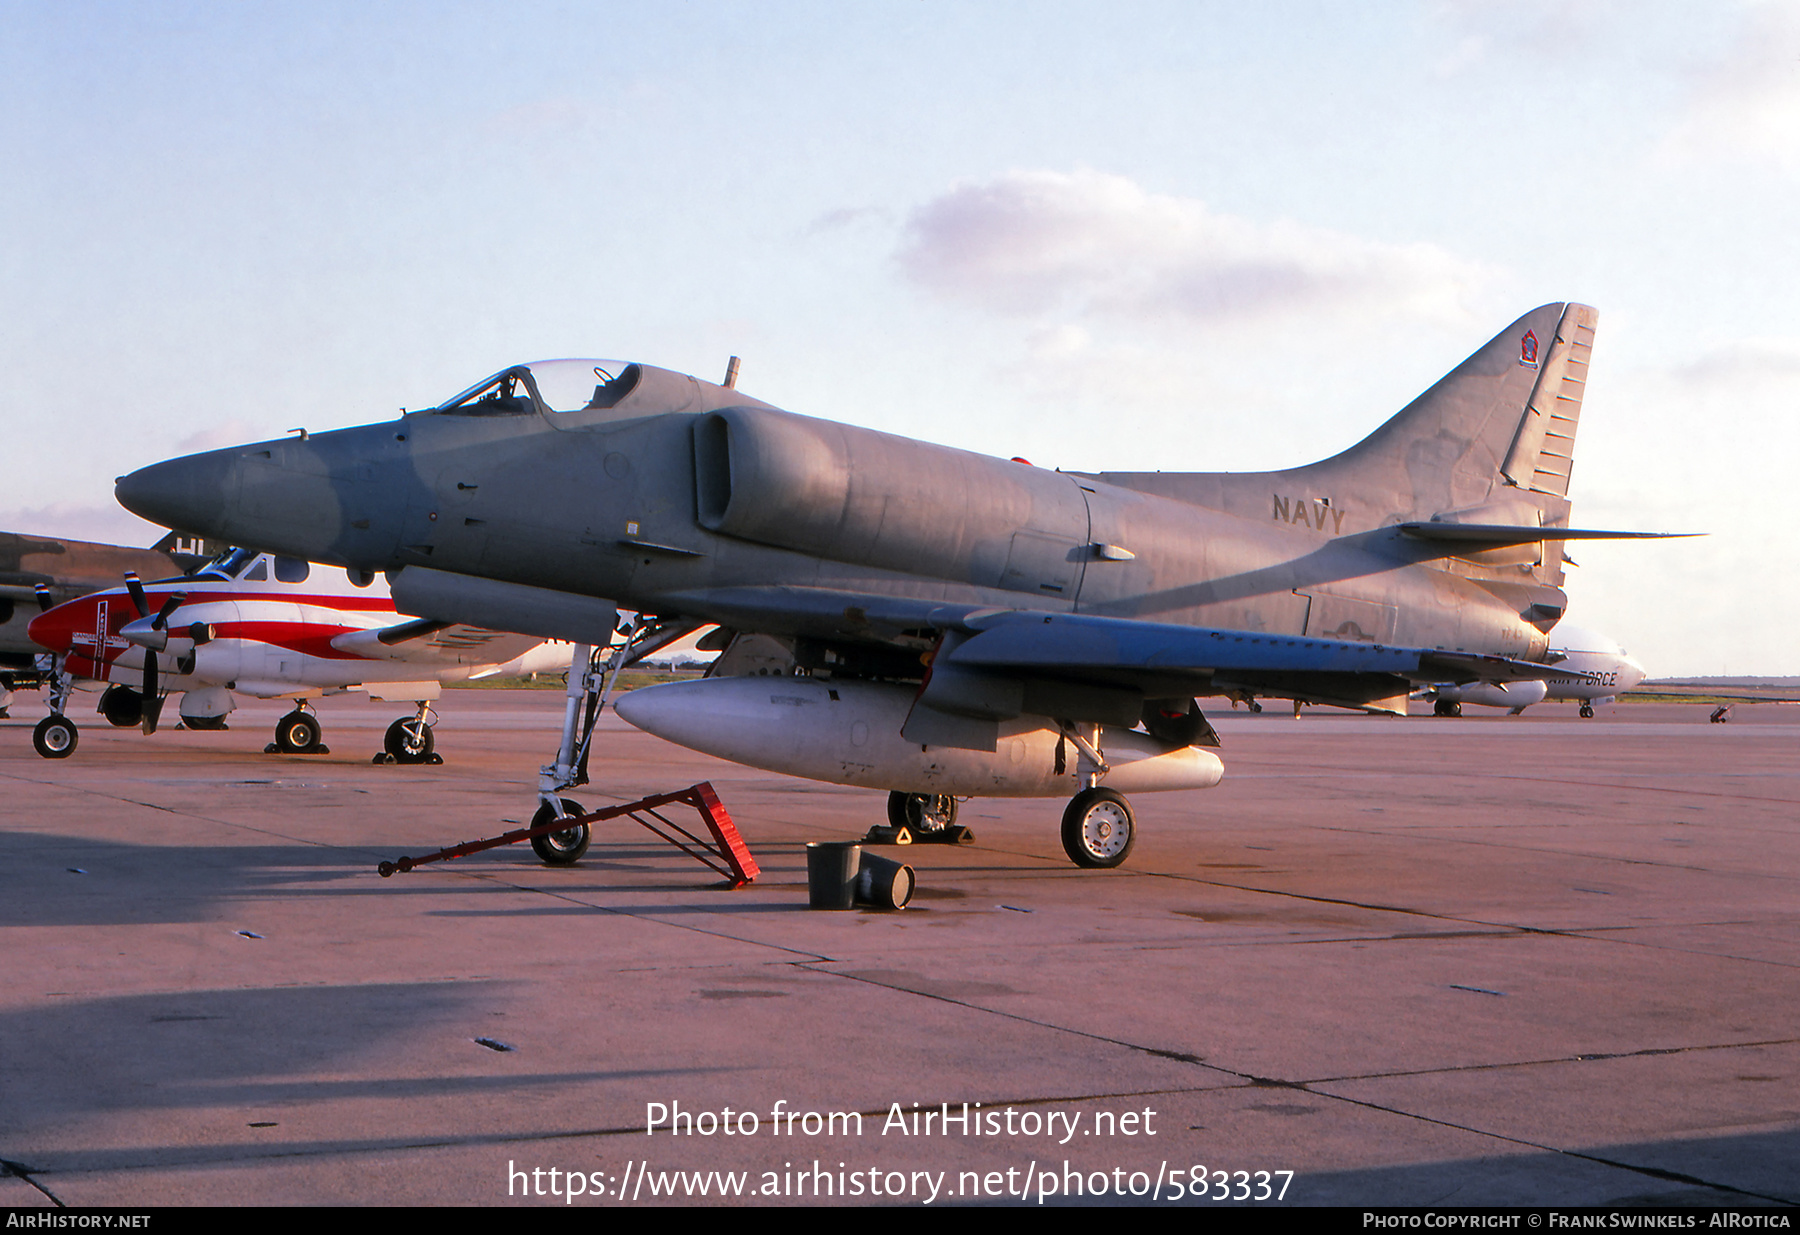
<box><xmin>433</xmin><ymin>359</ymin><xmax>643</xmax><ymax>417</ymax></box>
<box><xmin>424</xmin><ymin>357</ymin><xmax>778</xmax><ymax>426</ymax></box>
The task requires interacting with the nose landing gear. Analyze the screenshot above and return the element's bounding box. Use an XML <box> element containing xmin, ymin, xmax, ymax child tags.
<box><xmin>32</xmin><ymin>658</ymin><xmax>79</xmax><ymax>760</ymax></box>
<box><xmin>532</xmin><ymin>615</ymin><xmax>702</xmax><ymax>866</ymax></box>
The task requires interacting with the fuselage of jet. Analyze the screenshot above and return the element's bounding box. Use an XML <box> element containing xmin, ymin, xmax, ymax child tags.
<box><xmin>114</xmin><ymin>336</ymin><xmax>1585</xmax><ymax>719</ymax></box>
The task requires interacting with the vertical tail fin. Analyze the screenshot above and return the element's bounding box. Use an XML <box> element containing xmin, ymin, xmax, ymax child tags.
<box><xmin>1289</xmin><ymin>302</ymin><xmax>1598</xmax><ymax>523</ymax></box>
<box><xmin>1095</xmin><ymin>303</ymin><xmax>1601</xmax><ymax>534</ymax></box>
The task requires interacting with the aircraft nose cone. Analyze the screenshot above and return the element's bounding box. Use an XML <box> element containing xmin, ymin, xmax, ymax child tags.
<box><xmin>115</xmin><ymin>451</ymin><xmax>233</xmax><ymax>538</ymax></box>
<box><xmin>25</xmin><ymin>604</ymin><xmax>76</xmax><ymax>653</ymax></box>
<box><xmin>1622</xmin><ymin>656</ymin><xmax>1648</xmax><ymax>691</ymax></box>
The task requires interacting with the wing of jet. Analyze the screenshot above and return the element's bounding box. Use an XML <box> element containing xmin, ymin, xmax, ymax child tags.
<box><xmin>113</xmin><ymin>303</ymin><xmax>1690</xmax><ymax>868</ymax></box>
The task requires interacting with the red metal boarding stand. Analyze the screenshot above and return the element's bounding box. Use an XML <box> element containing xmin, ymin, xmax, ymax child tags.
<box><xmin>378</xmin><ymin>781</ymin><xmax>759</xmax><ymax>886</ymax></box>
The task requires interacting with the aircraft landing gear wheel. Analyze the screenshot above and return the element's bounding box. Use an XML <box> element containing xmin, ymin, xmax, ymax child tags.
<box><xmin>33</xmin><ymin>715</ymin><xmax>78</xmax><ymax>759</ymax></box>
<box><xmin>1580</xmin><ymin>704</ymin><xmax>1594</xmax><ymax>719</ymax></box>
<box><xmin>1061</xmin><ymin>787</ymin><xmax>1135</xmax><ymax>869</ymax></box>
<box><xmin>531</xmin><ymin>798</ymin><xmax>591</xmax><ymax>865</ymax></box>
<box><xmin>887</xmin><ymin>791</ymin><xmax>957</xmax><ymax>834</ymax></box>
<box><xmin>1434</xmin><ymin>699</ymin><xmax>1462</xmax><ymax>717</ymax></box>
<box><xmin>274</xmin><ymin>710</ymin><xmax>322</xmax><ymax>754</ymax></box>
<box><xmin>383</xmin><ymin>718</ymin><xmax>435</xmax><ymax>764</ymax></box>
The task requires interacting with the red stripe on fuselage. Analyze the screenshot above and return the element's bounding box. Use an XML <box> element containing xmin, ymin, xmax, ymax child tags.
<box><xmin>193</xmin><ymin>621</ymin><xmax>370</xmax><ymax>660</ymax></box>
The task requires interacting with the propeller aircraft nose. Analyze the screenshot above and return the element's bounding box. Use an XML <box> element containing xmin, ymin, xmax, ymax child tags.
<box><xmin>25</xmin><ymin>604</ymin><xmax>78</xmax><ymax>654</ymax></box>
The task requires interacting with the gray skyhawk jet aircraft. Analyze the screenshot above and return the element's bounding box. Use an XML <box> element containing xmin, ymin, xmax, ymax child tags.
<box><xmin>114</xmin><ymin>303</ymin><xmax>1678</xmax><ymax>868</ymax></box>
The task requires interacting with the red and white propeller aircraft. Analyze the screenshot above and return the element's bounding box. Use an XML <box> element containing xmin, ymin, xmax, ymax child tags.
<box><xmin>25</xmin><ymin>547</ymin><xmax>568</xmax><ymax>760</ymax></box>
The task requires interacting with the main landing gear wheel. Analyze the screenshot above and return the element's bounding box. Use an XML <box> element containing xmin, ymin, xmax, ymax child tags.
<box><xmin>272</xmin><ymin>710</ymin><xmax>323</xmax><ymax>754</ymax></box>
<box><xmin>1061</xmin><ymin>787</ymin><xmax>1135</xmax><ymax>869</ymax></box>
<box><xmin>886</xmin><ymin>791</ymin><xmax>958</xmax><ymax>834</ymax></box>
<box><xmin>33</xmin><ymin>715</ymin><xmax>78</xmax><ymax>759</ymax></box>
<box><xmin>1434</xmin><ymin>699</ymin><xmax>1462</xmax><ymax>718</ymax></box>
<box><xmin>383</xmin><ymin>718</ymin><xmax>436</xmax><ymax>764</ymax></box>
<box><xmin>1580</xmin><ymin>704</ymin><xmax>1595</xmax><ymax>719</ymax></box>
<box><xmin>530</xmin><ymin>798</ymin><xmax>591</xmax><ymax>865</ymax></box>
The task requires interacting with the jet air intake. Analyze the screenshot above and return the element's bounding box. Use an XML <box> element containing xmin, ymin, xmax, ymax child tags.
<box><xmin>693</xmin><ymin>407</ymin><xmax>1091</xmax><ymax>595</ymax></box>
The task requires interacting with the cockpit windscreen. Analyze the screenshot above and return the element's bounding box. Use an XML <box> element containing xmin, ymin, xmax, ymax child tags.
<box><xmin>433</xmin><ymin>360</ymin><xmax>641</xmax><ymax>416</ymax></box>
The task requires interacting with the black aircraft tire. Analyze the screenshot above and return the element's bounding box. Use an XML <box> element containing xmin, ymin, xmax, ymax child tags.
<box><xmin>274</xmin><ymin>711</ymin><xmax>322</xmax><ymax>754</ymax></box>
<box><xmin>1061</xmin><ymin>787</ymin><xmax>1135</xmax><ymax>869</ymax></box>
<box><xmin>530</xmin><ymin>798</ymin><xmax>591</xmax><ymax>865</ymax></box>
<box><xmin>34</xmin><ymin>715</ymin><xmax>78</xmax><ymax>759</ymax></box>
<box><xmin>1434</xmin><ymin>699</ymin><xmax>1462</xmax><ymax>718</ymax></box>
<box><xmin>384</xmin><ymin>718</ymin><xmax>435</xmax><ymax>764</ymax></box>
<box><xmin>887</xmin><ymin>791</ymin><xmax>957</xmax><ymax>833</ymax></box>
<box><xmin>1580</xmin><ymin>704</ymin><xmax>1595</xmax><ymax>719</ymax></box>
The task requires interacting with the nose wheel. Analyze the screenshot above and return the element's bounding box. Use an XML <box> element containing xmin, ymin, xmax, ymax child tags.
<box><xmin>530</xmin><ymin>798</ymin><xmax>591</xmax><ymax>865</ymax></box>
<box><xmin>33</xmin><ymin>715</ymin><xmax>78</xmax><ymax>759</ymax></box>
<box><xmin>33</xmin><ymin>657</ymin><xmax>79</xmax><ymax>759</ymax></box>
<box><xmin>1061</xmin><ymin>787</ymin><xmax>1135</xmax><ymax>868</ymax></box>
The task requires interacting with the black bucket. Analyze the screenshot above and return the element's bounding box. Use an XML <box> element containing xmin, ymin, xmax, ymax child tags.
<box><xmin>806</xmin><ymin>841</ymin><xmax>862</xmax><ymax>909</ymax></box>
<box><xmin>856</xmin><ymin>852</ymin><xmax>915</xmax><ymax>910</ymax></box>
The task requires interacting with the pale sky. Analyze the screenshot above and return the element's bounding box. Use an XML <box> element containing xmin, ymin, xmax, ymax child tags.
<box><xmin>4</xmin><ymin>1</ymin><xmax>1796</xmax><ymax>675</ymax></box>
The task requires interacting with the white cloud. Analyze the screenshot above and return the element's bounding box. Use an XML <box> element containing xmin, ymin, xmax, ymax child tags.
<box><xmin>805</xmin><ymin>205</ymin><xmax>890</xmax><ymax>236</ymax></box>
<box><xmin>1428</xmin><ymin>0</ymin><xmax>1625</xmax><ymax>67</ymax></box>
<box><xmin>896</xmin><ymin>169</ymin><xmax>1494</xmax><ymax>328</ymax></box>
<box><xmin>1661</xmin><ymin>3</ymin><xmax>1800</xmax><ymax>171</ymax></box>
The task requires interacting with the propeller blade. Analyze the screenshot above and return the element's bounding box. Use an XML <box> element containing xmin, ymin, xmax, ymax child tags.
<box><xmin>152</xmin><ymin>592</ymin><xmax>186</xmax><ymax>629</ymax></box>
<box><xmin>188</xmin><ymin>621</ymin><xmax>214</xmax><ymax>646</ymax></box>
<box><xmin>141</xmin><ymin>649</ymin><xmax>161</xmax><ymax>734</ymax></box>
<box><xmin>33</xmin><ymin>583</ymin><xmax>53</xmax><ymax>613</ymax></box>
<box><xmin>124</xmin><ymin>572</ymin><xmax>149</xmax><ymax>619</ymax></box>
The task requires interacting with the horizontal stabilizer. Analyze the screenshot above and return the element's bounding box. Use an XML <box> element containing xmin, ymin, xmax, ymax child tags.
<box><xmin>1397</xmin><ymin>523</ymin><xmax>1695</xmax><ymax>547</ymax></box>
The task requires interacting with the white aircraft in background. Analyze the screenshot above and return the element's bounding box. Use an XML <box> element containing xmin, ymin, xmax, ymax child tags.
<box><xmin>1420</xmin><ymin>624</ymin><xmax>1646</xmax><ymax>718</ymax></box>
<box><xmin>25</xmin><ymin>547</ymin><xmax>569</xmax><ymax>760</ymax></box>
